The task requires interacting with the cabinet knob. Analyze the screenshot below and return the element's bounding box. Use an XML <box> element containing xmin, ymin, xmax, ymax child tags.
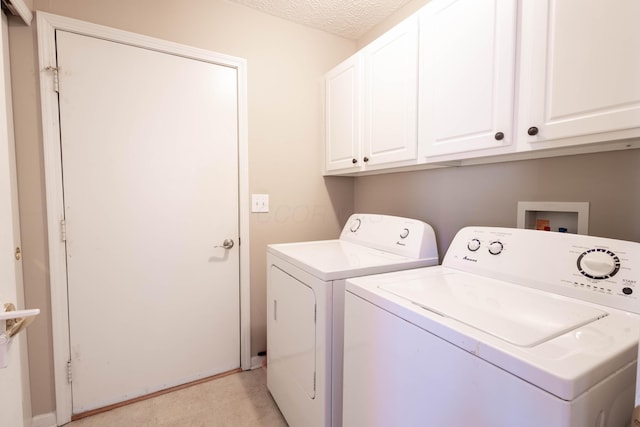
<box><xmin>363</xmin><ymin>157</ymin><xmax>369</xmax><ymax>163</ymax></box>
<box><xmin>494</xmin><ymin>132</ymin><xmax>504</xmax><ymax>141</ymax></box>
<box><xmin>352</xmin><ymin>158</ymin><xmax>358</xmax><ymax>164</ymax></box>
<box><xmin>527</xmin><ymin>126</ymin><xmax>539</xmax><ymax>136</ymax></box>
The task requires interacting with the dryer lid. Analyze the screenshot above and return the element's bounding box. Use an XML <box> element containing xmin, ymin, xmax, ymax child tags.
<box><xmin>380</xmin><ymin>271</ymin><xmax>608</xmax><ymax>347</ymax></box>
<box><xmin>268</xmin><ymin>240</ymin><xmax>436</xmax><ymax>281</ymax></box>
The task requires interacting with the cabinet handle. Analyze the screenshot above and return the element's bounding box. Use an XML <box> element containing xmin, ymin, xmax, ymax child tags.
<box><xmin>494</xmin><ymin>132</ymin><xmax>504</xmax><ymax>141</ymax></box>
<box><xmin>352</xmin><ymin>158</ymin><xmax>358</xmax><ymax>164</ymax></box>
<box><xmin>363</xmin><ymin>157</ymin><xmax>369</xmax><ymax>163</ymax></box>
<box><xmin>527</xmin><ymin>126</ymin><xmax>539</xmax><ymax>136</ymax></box>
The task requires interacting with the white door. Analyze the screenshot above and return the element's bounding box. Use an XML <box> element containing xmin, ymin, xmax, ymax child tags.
<box><xmin>55</xmin><ymin>30</ymin><xmax>240</xmax><ymax>413</ymax></box>
<box><xmin>419</xmin><ymin>0</ymin><xmax>517</xmax><ymax>159</ymax></box>
<box><xmin>363</xmin><ymin>14</ymin><xmax>418</xmax><ymax>166</ymax></box>
<box><xmin>518</xmin><ymin>0</ymin><xmax>640</xmax><ymax>147</ymax></box>
<box><xmin>0</xmin><ymin>12</ymin><xmax>29</xmax><ymax>427</ymax></box>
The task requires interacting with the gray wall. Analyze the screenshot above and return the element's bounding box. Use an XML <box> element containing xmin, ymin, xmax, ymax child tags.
<box><xmin>354</xmin><ymin>150</ymin><xmax>640</xmax><ymax>259</ymax></box>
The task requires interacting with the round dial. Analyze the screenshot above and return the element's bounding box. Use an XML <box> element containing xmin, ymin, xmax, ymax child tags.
<box><xmin>488</xmin><ymin>241</ymin><xmax>503</xmax><ymax>255</ymax></box>
<box><xmin>349</xmin><ymin>219</ymin><xmax>361</xmax><ymax>232</ymax></box>
<box><xmin>577</xmin><ymin>248</ymin><xmax>620</xmax><ymax>280</ymax></box>
<box><xmin>400</xmin><ymin>228</ymin><xmax>410</xmax><ymax>239</ymax></box>
<box><xmin>467</xmin><ymin>239</ymin><xmax>481</xmax><ymax>252</ymax></box>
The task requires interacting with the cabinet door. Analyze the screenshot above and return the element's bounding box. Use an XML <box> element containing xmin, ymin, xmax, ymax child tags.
<box><xmin>518</xmin><ymin>0</ymin><xmax>640</xmax><ymax>148</ymax></box>
<box><xmin>325</xmin><ymin>55</ymin><xmax>361</xmax><ymax>173</ymax></box>
<box><xmin>419</xmin><ymin>0</ymin><xmax>517</xmax><ymax>159</ymax></box>
<box><xmin>363</xmin><ymin>15</ymin><xmax>419</xmax><ymax>166</ymax></box>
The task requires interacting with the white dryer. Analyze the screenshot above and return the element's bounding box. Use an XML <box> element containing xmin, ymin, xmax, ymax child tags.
<box><xmin>343</xmin><ymin>227</ymin><xmax>640</xmax><ymax>427</ymax></box>
<box><xmin>266</xmin><ymin>213</ymin><xmax>439</xmax><ymax>427</ymax></box>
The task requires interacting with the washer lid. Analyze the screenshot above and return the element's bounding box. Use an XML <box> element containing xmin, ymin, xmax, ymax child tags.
<box><xmin>381</xmin><ymin>271</ymin><xmax>608</xmax><ymax>347</ymax></box>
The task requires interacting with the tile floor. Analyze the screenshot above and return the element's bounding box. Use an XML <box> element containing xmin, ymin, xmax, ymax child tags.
<box><xmin>64</xmin><ymin>368</ymin><xmax>288</xmax><ymax>426</ymax></box>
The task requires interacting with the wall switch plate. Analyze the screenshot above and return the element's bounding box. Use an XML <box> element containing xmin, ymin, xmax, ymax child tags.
<box><xmin>251</xmin><ymin>194</ymin><xmax>269</xmax><ymax>213</ymax></box>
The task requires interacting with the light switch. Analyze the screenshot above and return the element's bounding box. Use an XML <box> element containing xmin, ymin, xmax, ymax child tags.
<box><xmin>252</xmin><ymin>194</ymin><xmax>269</xmax><ymax>213</ymax></box>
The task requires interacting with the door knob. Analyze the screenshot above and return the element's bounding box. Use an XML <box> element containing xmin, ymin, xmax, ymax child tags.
<box><xmin>214</xmin><ymin>239</ymin><xmax>234</xmax><ymax>249</ymax></box>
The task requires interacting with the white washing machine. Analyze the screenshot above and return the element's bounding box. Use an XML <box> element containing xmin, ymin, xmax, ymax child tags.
<box><xmin>266</xmin><ymin>213</ymin><xmax>439</xmax><ymax>427</ymax></box>
<box><xmin>343</xmin><ymin>226</ymin><xmax>640</xmax><ymax>427</ymax></box>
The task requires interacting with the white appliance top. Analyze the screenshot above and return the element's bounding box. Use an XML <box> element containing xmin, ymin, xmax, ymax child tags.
<box><xmin>267</xmin><ymin>214</ymin><xmax>439</xmax><ymax>281</ymax></box>
<box><xmin>346</xmin><ymin>227</ymin><xmax>640</xmax><ymax>400</ymax></box>
<box><xmin>381</xmin><ymin>270</ymin><xmax>607</xmax><ymax>347</ymax></box>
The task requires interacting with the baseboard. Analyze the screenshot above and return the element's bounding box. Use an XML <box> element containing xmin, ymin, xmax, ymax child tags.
<box><xmin>250</xmin><ymin>355</ymin><xmax>265</xmax><ymax>370</ymax></box>
<box><xmin>32</xmin><ymin>411</ymin><xmax>57</xmax><ymax>427</ymax></box>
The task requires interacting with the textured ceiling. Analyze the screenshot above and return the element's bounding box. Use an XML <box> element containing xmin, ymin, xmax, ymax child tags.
<box><xmin>228</xmin><ymin>0</ymin><xmax>414</xmax><ymax>40</ymax></box>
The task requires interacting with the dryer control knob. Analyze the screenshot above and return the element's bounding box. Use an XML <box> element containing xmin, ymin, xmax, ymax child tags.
<box><xmin>577</xmin><ymin>249</ymin><xmax>620</xmax><ymax>280</ymax></box>
<box><xmin>349</xmin><ymin>219</ymin><xmax>362</xmax><ymax>233</ymax></box>
<box><xmin>400</xmin><ymin>228</ymin><xmax>410</xmax><ymax>239</ymax></box>
<box><xmin>467</xmin><ymin>239</ymin><xmax>481</xmax><ymax>252</ymax></box>
<box><xmin>488</xmin><ymin>241</ymin><xmax>503</xmax><ymax>255</ymax></box>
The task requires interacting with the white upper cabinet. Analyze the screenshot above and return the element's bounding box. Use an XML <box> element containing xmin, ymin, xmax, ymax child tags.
<box><xmin>518</xmin><ymin>0</ymin><xmax>640</xmax><ymax>150</ymax></box>
<box><xmin>324</xmin><ymin>16</ymin><xmax>419</xmax><ymax>175</ymax></box>
<box><xmin>419</xmin><ymin>0</ymin><xmax>518</xmax><ymax>160</ymax></box>
<box><xmin>324</xmin><ymin>0</ymin><xmax>640</xmax><ymax>175</ymax></box>
<box><xmin>362</xmin><ymin>15</ymin><xmax>419</xmax><ymax>168</ymax></box>
<box><xmin>325</xmin><ymin>54</ymin><xmax>361</xmax><ymax>173</ymax></box>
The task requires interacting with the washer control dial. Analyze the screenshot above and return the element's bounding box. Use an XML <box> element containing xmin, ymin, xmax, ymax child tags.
<box><xmin>577</xmin><ymin>248</ymin><xmax>621</xmax><ymax>280</ymax></box>
<box><xmin>400</xmin><ymin>228</ymin><xmax>410</xmax><ymax>239</ymax></box>
<box><xmin>349</xmin><ymin>219</ymin><xmax>361</xmax><ymax>232</ymax></box>
<box><xmin>488</xmin><ymin>241</ymin><xmax>504</xmax><ymax>255</ymax></box>
<box><xmin>467</xmin><ymin>239</ymin><xmax>481</xmax><ymax>252</ymax></box>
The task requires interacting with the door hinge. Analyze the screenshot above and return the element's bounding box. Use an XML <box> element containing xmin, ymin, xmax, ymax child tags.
<box><xmin>61</xmin><ymin>219</ymin><xmax>67</xmax><ymax>242</ymax></box>
<box><xmin>67</xmin><ymin>359</ymin><xmax>72</xmax><ymax>384</ymax></box>
<box><xmin>45</xmin><ymin>66</ymin><xmax>59</xmax><ymax>93</ymax></box>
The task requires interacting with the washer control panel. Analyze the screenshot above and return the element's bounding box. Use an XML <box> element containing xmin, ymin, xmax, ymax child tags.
<box><xmin>464</xmin><ymin>237</ymin><xmax>505</xmax><ymax>255</ymax></box>
<box><xmin>444</xmin><ymin>227</ymin><xmax>640</xmax><ymax>314</ymax></box>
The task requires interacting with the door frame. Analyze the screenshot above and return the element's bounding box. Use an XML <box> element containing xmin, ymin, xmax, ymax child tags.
<box><xmin>1</xmin><ymin>11</ymin><xmax>31</xmax><ymax>426</ymax></box>
<box><xmin>36</xmin><ymin>12</ymin><xmax>251</xmax><ymax>424</ymax></box>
